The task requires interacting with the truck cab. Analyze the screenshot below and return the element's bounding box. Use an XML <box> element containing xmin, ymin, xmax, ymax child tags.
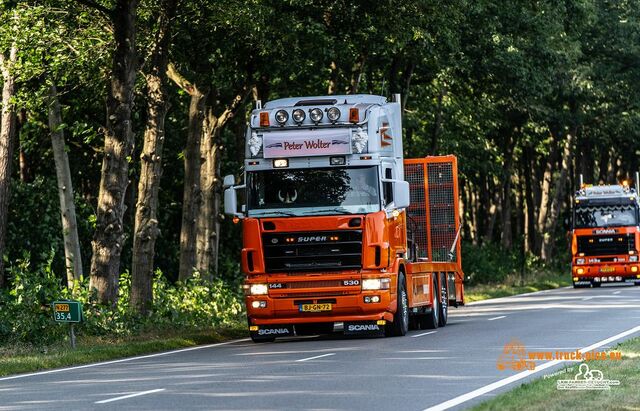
<box><xmin>571</xmin><ymin>183</ymin><xmax>640</xmax><ymax>287</ymax></box>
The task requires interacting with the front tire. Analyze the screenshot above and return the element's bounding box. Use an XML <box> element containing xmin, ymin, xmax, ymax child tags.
<box><xmin>386</xmin><ymin>273</ymin><xmax>409</xmax><ymax>337</ymax></box>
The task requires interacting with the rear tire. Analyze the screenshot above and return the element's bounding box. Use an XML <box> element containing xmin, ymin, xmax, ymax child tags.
<box><xmin>386</xmin><ymin>273</ymin><xmax>409</xmax><ymax>337</ymax></box>
<box><xmin>422</xmin><ymin>276</ymin><xmax>440</xmax><ymax>330</ymax></box>
<box><xmin>592</xmin><ymin>282</ymin><xmax>601</xmax><ymax>288</ymax></box>
<box><xmin>438</xmin><ymin>273</ymin><xmax>448</xmax><ymax>327</ymax></box>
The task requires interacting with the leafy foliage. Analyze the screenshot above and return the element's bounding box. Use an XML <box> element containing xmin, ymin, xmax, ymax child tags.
<box><xmin>0</xmin><ymin>258</ymin><xmax>243</xmax><ymax>345</ymax></box>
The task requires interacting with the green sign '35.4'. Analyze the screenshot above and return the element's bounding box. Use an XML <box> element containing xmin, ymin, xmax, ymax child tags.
<box><xmin>52</xmin><ymin>301</ymin><xmax>82</xmax><ymax>323</ymax></box>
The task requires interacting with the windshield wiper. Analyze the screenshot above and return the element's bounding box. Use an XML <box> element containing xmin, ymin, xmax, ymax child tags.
<box><xmin>302</xmin><ymin>208</ymin><xmax>353</xmax><ymax>215</ymax></box>
<box><xmin>251</xmin><ymin>210</ymin><xmax>296</xmax><ymax>217</ymax></box>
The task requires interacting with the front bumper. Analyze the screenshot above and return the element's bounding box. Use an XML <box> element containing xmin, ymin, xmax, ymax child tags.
<box><xmin>572</xmin><ymin>263</ymin><xmax>640</xmax><ymax>283</ymax></box>
<box><xmin>246</xmin><ymin>291</ymin><xmax>394</xmax><ymax>325</ymax></box>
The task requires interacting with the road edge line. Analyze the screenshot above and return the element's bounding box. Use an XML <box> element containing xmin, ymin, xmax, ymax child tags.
<box><xmin>0</xmin><ymin>338</ymin><xmax>251</xmax><ymax>382</ymax></box>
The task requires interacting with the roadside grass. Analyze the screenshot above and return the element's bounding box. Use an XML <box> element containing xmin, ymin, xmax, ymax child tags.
<box><xmin>465</xmin><ymin>271</ymin><xmax>571</xmax><ymax>303</ymax></box>
<box><xmin>0</xmin><ymin>325</ymin><xmax>247</xmax><ymax>377</ymax></box>
<box><xmin>472</xmin><ymin>337</ymin><xmax>640</xmax><ymax>410</ymax></box>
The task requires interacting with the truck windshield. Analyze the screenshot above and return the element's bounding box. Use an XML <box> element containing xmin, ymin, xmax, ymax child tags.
<box><xmin>247</xmin><ymin>166</ymin><xmax>380</xmax><ymax>217</ymax></box>
<box><xmin>574</xmin><ymin>204</ymin><xmax>638</xmax><ymax>228</ymax></box>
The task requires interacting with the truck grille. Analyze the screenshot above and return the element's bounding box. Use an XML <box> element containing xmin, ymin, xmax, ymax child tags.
<box><xmin>577</xmin><ymin>234</ymin><xmax>635</xmax><ymax>256</ymax></box>
<box><xmin>262</xmin><ymin>230</ymin><xmax>362</xmax><ymax>273</ymax></box>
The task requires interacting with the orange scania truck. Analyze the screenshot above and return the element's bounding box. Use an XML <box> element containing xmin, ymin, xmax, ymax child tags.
<box><xmin>224</xmin><ymin>94</ymin><xmax>464</xmax><ymax>342</ymax></box>
<box><xmin>571</xmin><ymin>177</ymin><xmax>640</xmax><ymax>288</ymax></box>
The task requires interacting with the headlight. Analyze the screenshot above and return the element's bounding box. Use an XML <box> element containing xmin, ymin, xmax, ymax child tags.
<box><xmin>352</xmin><ymin>127</ymin><xmax>368</xmax><ymax>154</ymax></box>
<box><xmin>248</xmin><ymin>132</ymin><xmax>262</xmax><ymax>157</ymax></box>
<box><xmin>576</xmin><ymin>258</ymin><xmax>585</xmax><ymax>264</ymax></box>
<box><xmin>327</xmin><ymin>107</ymin><xmax>341</xmax><ymax>122</ymax></box>
<box><xmin>309</xmin><ymin>108</ymin><xmax>323</xmax><ymax>123</ymax></box>
<box><xmin>249</xmin><ymin>284</ymin><xmax>268</xmax><ymax>295</ymax></box>
<box><xmin>292</xmin><ymin>109</ymin><xmax>305</xmax><ymax>124</ymax></box>
<box><xmin>630</xmin><ymin>256</ymin><xmax>638</xmax><ymax>262</ymax></box>
<box><xmin>362</xmin><ymin>278</ymin><xmax>390</xmax><ymax>290</ymax></box>
<box><xmin>275</xmin><ymin>110</ymin><xmax>288</xmax><ymax>125</ymax></box>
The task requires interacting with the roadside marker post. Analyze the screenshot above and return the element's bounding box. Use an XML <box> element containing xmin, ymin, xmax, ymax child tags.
<box><xmin>52</xmin><ymin>300</ymin><xmax>82</xmax><ymax>348</ymax></box>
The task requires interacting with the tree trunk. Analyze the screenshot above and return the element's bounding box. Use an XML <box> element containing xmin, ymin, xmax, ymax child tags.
<box><xmin>483</xmin><ymin>178</ymin><xmax>500</xmax><ymax>243</ymax></box>
<box><xmin>400</xmin><ymin>61</ymin><xmax>415</xmax><ymax>113</ymax></box>
<box><xmin>178</xmin><ymin>91</ymin><xmax>205</xmax><ymax>281</ymax></box>
<box><xmin>47</xmin><ymin>84</ymin><xmax>84</xmax><ymax>290</ymax></box>
<box><xmin>195</xmin><ymin>92</ymin><xmax>246</xmax><ymax>279</ymax></box>
<box><xmin>131</xmin><ymin>0</ymin><xmax>176</xmax><ymax>313</ymax></box>
<box><xmin>195</xmin><ymin>108</ymin><xmax>217</xmax><ymax>281</ymax></box>
<box><xmin>328</xmin><ymin>61</ymin><xmax>338</xmax><ymax>95</ymax></box>
<box><xmin>17</xmin><ymin>110</ymin><xmax>29</xmax><ymax>182</ymax></box>
<box><xmin>90</xmin><ymin>0</ymin><xmax>138</xmax><ymax>304</ymax></box>
<box><xmin>523</xmin><ymin>145</ymin><xmax>535</xmax><ymax>253</ymax></box>
<box><xmin>348</xmin><ymin>54</ymin><xmax>366</xmax><ymax>94</ymax></box>
<box><xmin>534</xmin><ymin>134</ymin><xmax>558</xmax><ymax>254</ymax></box>
<box><xmin>430</xmin><ymin>87</ymin><xmax>445</xmax><ymax>155</ymax></box>
<box><xmin>0</xmin><ymin>46</ymin><xmax>17</xmax><ymax>288</ymax></box>
<box><xmin>500</xmin><ymin>134</ymin><xmax>515</xmax><ymax>249</ymax></box>
<box><xmin>541</xmin><ymin>132</ymin><xmax>574</xmax><ymax>261</ymax></box>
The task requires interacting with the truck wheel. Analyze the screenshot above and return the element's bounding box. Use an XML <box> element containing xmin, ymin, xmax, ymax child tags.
<box><xmin>592</xmin><ymin>282</ymin><xmax>601</xmax><ymax>288</ymax></box>
<box><xmin>421</xmin><ymin>276</ymin><xmax>440</xmax><ymax>330</ymax></box>
<box><xmin>386</xmin><ymin>273</ymin><xmax>409</xmax><ymax>337</ymax></box>
<box><xmin>438</xmin><ymin>273</ymin><xmax>448</xmax><ymax>327</ymax></box>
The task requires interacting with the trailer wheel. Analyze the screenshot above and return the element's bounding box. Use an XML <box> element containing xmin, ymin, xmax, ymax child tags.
<box><xmin>421</xmin><ymin>276</ymin><xmax>439</xmax><ymax>330</ymax></box>
<box><xmin>386</xmin><ymin>273</ymin><xmax>409</xmax><ymax>337</ymax></box>
<box><xmin>438</xmin><ymin>272</ymin><xmax>448</xmax><ymax>327</ymax></box>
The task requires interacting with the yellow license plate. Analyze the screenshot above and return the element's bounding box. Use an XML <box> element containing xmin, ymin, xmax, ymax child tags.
<box><xmin>299</xmin><ymin>303</ymin><xmax>332</xmax><ymax>312</ymax></box>
<box><xmin>600</xmin><ymin>266</ymin><xmax>615</xmax><ymax>273</ymax></box>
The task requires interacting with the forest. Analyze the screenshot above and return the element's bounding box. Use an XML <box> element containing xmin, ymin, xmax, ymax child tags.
<box><xmin>0</xmin><ymin>0</ymin><xmax>639</xmax><ymax>343</ymax></box>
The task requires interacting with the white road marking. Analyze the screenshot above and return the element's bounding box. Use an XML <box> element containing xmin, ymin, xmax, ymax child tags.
<box><xmin>466</xmin><ymin>286</ymin><xmax>572</xmax><ymax>306</ymax></box>
<box><xmin>422</xmin><ymin>324</ymin><xmax>640</xmax><ymax>411</ymax></box>
<box><xmin>95</xmin><ymin>388</ymin><xmax>165</xmax><ymax>404</ymax></box>
<box><xmin>295</xmin><ymin>353</ymin><xmax>335</xmax><ymax>362</ymax></box>
<box><xmin>613</xmin><ymin>291</ymin><xmax>621</xmax><ymax>295</ymax></box>
<box><xmin>0</xmin><ymin>338</ymin><xmax>251</xmax><ymax>382</ymax></box>
<box><xmin>582</xmin><ymin>297</ymin><xmax>593</xmax><ymax>301</ymax></box>
<box><xmin>487</xmin><ymin>316</ymin><xmax>506</xmax><ymax>321</ymax></box>
<box><xmin>411</xmin><ymin>331</ymin><xmax>438</xmax><ymax>338</ymax></box>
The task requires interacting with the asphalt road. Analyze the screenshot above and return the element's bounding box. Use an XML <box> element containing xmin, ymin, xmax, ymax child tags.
<box><xmin>2</xmin><ymin>284</ymin><xmax>640</xmax><ymax>411</ymax></box>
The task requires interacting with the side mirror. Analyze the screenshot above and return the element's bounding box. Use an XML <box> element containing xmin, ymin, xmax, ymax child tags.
<box><xmin>224</xmin><ymin>187</ymin><xmax>239</xmax><ymax>216</ymax></box>
<box><xmin>393</xmin><ymin>181</ymin><xmax>410</xmax><ymax>209</ymax></box>
<box><xmin>223</xmin><ymin>174</ymin><xmax>235</xmax><ymax>189</ymax></box>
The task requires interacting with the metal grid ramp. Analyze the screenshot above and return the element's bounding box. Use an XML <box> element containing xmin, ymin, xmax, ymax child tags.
<box><xmin>427</xmin><ymin>162</ymin><xmax>457</xmax><ymax>262</ymax></box>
